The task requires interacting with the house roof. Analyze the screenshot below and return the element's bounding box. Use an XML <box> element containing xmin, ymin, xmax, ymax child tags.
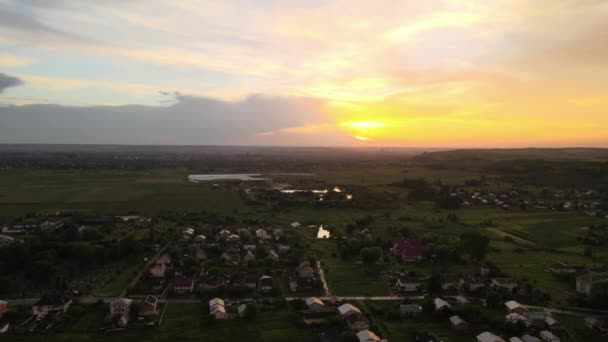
<box><xmin>545</xmin><ymin>316</ymin><xmax>558</xmax><ymax>326</ymax></box>
<box><xmin>356</xmin><ymin>330</ymin><xmax>380</xmax><ymax>342</ymax></box>
<box><xmin>345</xmin><ymin>312</ymin><xmax>369</xmax><ymax>325</ymax></box>
<box><xmin>143</xmin><ymin>295</ymin><xmax>158</xmax><ymax>305</ymax></box>
<box><xmin>306</xmin><ymin>297</ymin><xmax>324</xmax><ymax>307</ymax></box>
<box><xmin>449</xmin><ymin>315</ymin><xmax>467</xmax><ymax>326</ymax></box>
<box><xmin>521</xmin><ymin>335</ymin><xmax>540</xmax><ymax>342</ymax></box>
<box><xmin>505</xmin><ymin>300</ymin><xmax>525</xmax><ymax>311</ymax></box>
<box><xmin>477</xmin><ymin>331</ymin><xmax>506</xmax><ymax>342</ymax></box>
<box><xmin>34</xmin><ymin>294</ymin><xmax>71</xmax><ymax>307</ymax></box>
<box><xmin>209</xmin><ymin>298</ymin><xmax>224</xmax><ymax>308</ymax></box>
<box><xmin>338</xmin><ymin>303</ymin><xmax>361</xmax><ymax>316</ymax></box>
<box><xmin>509</xmin><ymin>338</ymin><xmax>524</xmax><ymax>342</ymax></box>
<box><xmin>174</xmin><ymin>276</ymin><xmax>194</xmax><ymax>287</ymax></box>
<box><xmin>434</xmin><ymin>298</ymin><xmax>451</xmax><ymax>310</ymax></box>
<box><xmin>391</xmin><ymin>237</ymin><xmax>424</xmax><ymax>257</ymax></box>
<box><xmin>539</xmin><ymin>331</ymin><xmax>558</xmax><ymax>340</ymax></box>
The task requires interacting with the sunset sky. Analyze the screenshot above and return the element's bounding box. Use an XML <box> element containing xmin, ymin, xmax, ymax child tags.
<box><xmin>0</xmin><ymin>0</ymin><xmax>607</xmax><ymax>147</ymax></box>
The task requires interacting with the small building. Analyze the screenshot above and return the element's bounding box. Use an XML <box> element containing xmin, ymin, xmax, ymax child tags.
<box><xmin>395</xmin><ymin>276</ymin><xmax>427</xmax><ymax>292</ymax></box>
<box><xmin>390</xmin><ymin>237</ymin><xmax>425</xmax><ymax>262</ymax></box>
<box><xmin>238</xmin><ymin>304</ymin><xmax>248</xmax><ymax>318</ymax></box>
<box><xmin>506</xmin><ymin>313</ymin><xmax>530</xmax><ymax>327</ymax></box>
<box><xmin>545</xmin><ymin>316</ymin><xmax>559</xmax><ymax>329</ymax></box>
<box><xmin>109</xmin><ymin>297</ymin><xmax>132</xmax><ymax>327</ymax></box>
<box><xmin>345</xmin><ymin>312</ymin><xmax>370</xmax><ymax>331</ymax></box>
<box><xmin>539</xmin><ymin>330</ymin><xmax>560</xmax><ymax>342</ymax></box>
<box><xmin>509</xmin><ymin>337</ymin><xmax>524</xmax><ymax>342</ymax></box>
<box><xmin>139</xmin><ymin>295</ymin><xmax>159</xmax><ymax>317</ymax></box>
<box><xmin>449</xmin><ymin>315</ymin><xmax>468</xmax><ymax>331</ymax></box>
<box><xmin>521</xmin><ymin>335</ymin><xmax>541</xmax><ymax>342</ymax></box>
<box><xmin>433</xmin><ymin>297</ymin><xmax>451</xmax><ymax>311</ymax></box>
<box><xmin>491</xmin><ymin>278</ymin><xmax>518</xmax><ymax>291</ymax></box>
<box><xmin>209</xmin><ymin>298</ymin><xmax>227</xmax><ymax>320</ymax></box>
<box><xmin>477</xmin><ymin>331</ymin><xmax>506</xmax><ymax>342</ymax></box>
<box><xmin>441</xmin><ymin>273</ymin><xmax>462</xmax><ymax>291</ymax></box>
<box><xmin>299</xmin><ymin>265</ymin><xmax>315</xmax><ymax>278</ymax></box>
<box><xmin>400</xmin><ymin>304</ymin><xmax>422</xmax><ymax>317</ymax></box>
<box><xmin>242</xmin><ymin>250</ymin><xmax>256</xmax><ymax>264</ymax></box>
<box><xmin>467</xmin><ymin>276</ymin><xmax>486</xmax><ymax>292</ymax></box>
<box><xmin>356</xmin><ymin>329</ymin><xmax>381</xmax><ymax>342</ymax></box>
<box><xmin>525</xmin><ymin>312</ymin><xmax>548</xmax><ymax>329</ymax></box>
<box><xmin>546</xmin><ymin>262</ymin><xmax>583</xmax><ymax>275</ymax></box>
<box><xmin>32</xmin><ymin>294</ymin><xmax>72</xmax><ymax>317</ymax></box>
<box><xmin>173</xmin><ymin>276</ymin><xmax>195</xmax><ymax>294</ymax></box>
<box><xmin>198</xmin><ymin>275</ymin><xmax>225</xmax><ymax>291</ymax></box>
<box><xmin>305</xmin><ymin>297</ymin><xmax>325</xmax><ymax>310</ymax></box>
<box><xmin>338</xmin><ymin>303</ymin><xmax>362</xmax><ymax>317</ymax></box>
<box><xmin>505</xmin><ymin>300</ymin><xmax>527</xmax><ymax>314</ymax></box>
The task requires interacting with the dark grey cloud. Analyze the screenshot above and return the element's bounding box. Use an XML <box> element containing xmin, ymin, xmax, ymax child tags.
<box><xmin>0</xmin><ymin>73</ymin><xmax>23</xmax><ymax>93</ymax></box>
<box><xmin>0</xmin><ymin>94</ymin><xmax>332</xmax><ymax>145</ymax></box>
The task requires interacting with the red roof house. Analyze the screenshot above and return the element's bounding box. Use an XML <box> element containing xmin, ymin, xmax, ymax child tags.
<box><xmin>390</xmin><ymin>238</ymin><xmax>425</xmax><ymax>262</ymax></box>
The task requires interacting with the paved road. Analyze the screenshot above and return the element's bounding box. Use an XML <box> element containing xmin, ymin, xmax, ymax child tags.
<box><xmin>316</xmin><ymin>260</ymin><xmax>330</xmax><ymax>297</ymax></box>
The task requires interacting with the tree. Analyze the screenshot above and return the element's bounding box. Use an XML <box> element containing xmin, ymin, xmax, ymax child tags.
<box><xmin>342</xmin><ymin>332</ymin><xmax>359</xmax><ymax>342</ymax></box>
<box><xmin>360</xmin><ymin>246</ymin><xmax>382</xmax><ymax>264</ymax></box>
<box><xmin>460</xmin><ymin>231</ymin><xmax>490</xmax><ymax>261</ymax></box>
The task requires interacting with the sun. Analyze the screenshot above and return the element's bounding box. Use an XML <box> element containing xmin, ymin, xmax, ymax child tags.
<box><xmin>339</xmin><ymin>121</ymin><xmax>388</xmax><ymax>129</ymax></box>
<box><xmin>354</xmin><ymin>135</ymin><xmax>370</xmax><ymax>141</ymax></box>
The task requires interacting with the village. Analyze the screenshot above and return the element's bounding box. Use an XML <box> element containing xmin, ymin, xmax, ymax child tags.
<box><xmin>0</xmin><ymin>208</ymin><xmax>607</xmax><ymax>342</ymax></box>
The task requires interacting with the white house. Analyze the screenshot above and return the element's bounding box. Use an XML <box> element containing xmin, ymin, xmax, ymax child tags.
<box><xmin>434</xmin><ymin>297</ymin><xmax>451</xmax><ymax>311</ymax></box>
<box><xmin>477</xmin><ymin>331</ymin><xmax>506</xmax><ymax>342</ymax></box>
<box><xmin>539</xmin><ymin>330</ymin><xmax>560</xmax><ymax>342</ymax></box>
<box><xmin>209</xmin><ymin>298</ymin><xmax>227</xmax><ymax>320</ymax></box>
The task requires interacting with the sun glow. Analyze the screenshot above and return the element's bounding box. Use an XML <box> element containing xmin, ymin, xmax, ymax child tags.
<box><xmin>354</xmin><ymin>135</ymin><xmax>370</xmax><ymax>141</ymax></box>
<box><xmin>340</xmin><ymin>121</ymin><xmax>388</xmax><ymax>129</ymax></box>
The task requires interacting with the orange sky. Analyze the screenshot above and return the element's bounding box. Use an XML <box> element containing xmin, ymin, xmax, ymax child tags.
<box><xmin>0</xmin><ymin>1</ymin><xmax>607</xmax><ymax>147</ymax></box>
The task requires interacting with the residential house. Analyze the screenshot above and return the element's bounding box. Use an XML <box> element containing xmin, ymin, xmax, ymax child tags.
<box><xmin>467</xmin><ymin>276</ymin><xmax>486</xmax><ymax>292</ymax></box>
<box><xmin>345</xmin><ymin>312</ymin><xmax>370</xmax><ymax>331</ymax></box>
<box><xmin>449</xmin><ymin>315</ymin><xmax>469</xmax><ymax>332</ymax></box>
<box><xmin>277</xmin><ymin>244</ymin><xmax>291</xmax><ymax>254</ymax></box>
<box><xmin>32</xmin><ymin>294</ymin><xmax>72</xmax><ymax>317</ymax></box>
<box><xmin>209</xmin><ymin>298</ymin><xmax>227</xmax><ymax>320</ymax></box>
<box><xmin>545</xmin><ymin>316</ymin><xmax>559</xmax><ymax>329</ymax></box>
<box><xmin>242</xmin><ymin>250</ymin><xmax>256</xmax><ymax>264</ymax></box>
<box><xmin>547</xmin><ymin>262</ymin><xmax>583</xmax><ymax>275</ymax></box>
<box><xmin>390</xmin><ymin>237</ymin><xmax>425</xmax><ymax>262</ymax></box>
<box><xmin>509</xmin><ymin>338</ymin><xmax>524</xmax><ymax>342</ymax></box>
<box><xmin>440</xmin><ymin>273</ymin><xmax>462</xmax><ymax>291</ymax></box>
<box><xmin>290</xmin><ymin>221</ymin><xmax>301</xmax><ymax>228</ymax></box>
<box><xmin>525</xmin><ymin>312</ymin><xmax>548</xmax><ymax>329</ymax></box>
<box><xmin>356</xmin><ymin>330</ymin><xmax>381</xmax><ymax>342</ymax></box>
<box><xmin>338</xmin><ymin>304</ymin><xmax>369</xmax><ymax>331</ymax></box>
<box><xmin>539</xmin><ymin>330</ymin><xmax>560</xmax><ymax>342</ymax></box>
<box><xmin>238</xmin><ymin>304</ymin><xmax>248</xmax><ymax>318</ymax></box>
<box><xmin>139</xmin><ymin>296</ymin><xmax>159</xmax><ymax>317</ymax></box>
<box><xmin>173</xmin><ymin>276</ymin><xmax>194</xmax><ymax>295</ymax></box>
<box><xmin>400</xmin><ymin>304</ymin><xmax>423</xmax><ymax>317</ymax></box>
<box><xmin>198</xmin><ymin>275</ymin><xmax>225</xmax><ymax>291</ymax></box>
<box><xmin>194</xmin><ymin>234</ymin><xmax>206</xmax><ymax>243</ymax></box>
<box><xmin>305</xmin><ymin>297</ymin><xmax>325</xmax><ymax>310</ymax></box>
<box><xmin>258</xmin><ymin>275</ymin><xmax>274</xmax><ymax>293</ymax></box>
<box><xmin>585</xmin><ymin>317</ymin><xmax>607</xmax><ymax>333</ymax></box>
<box><xmin>491</xmin><ymin>278</ymin><xmax>519</xmax><ymax>291</ymax></box>
<box><xmin>521</xmin><ymin>335</ymin><xmax>541</xmax><ymax>342</ymax></box>
<box><xmin>395</xmin><ymin>276</ymin><xmax>427</xmax><ymax>292</ymax></box>
<box><xmin>218</xmin><ymin>229</ymin><xmax>231</xmax><ymax>239</ymax></box>
<box><xmin>109</xmin><ymin>297</ymin><xmax>132</xmax><ymax>327</ymax></box>
<box><xmin>477</xmin><ymin>331</ymin><xmax>506</xmax><ymax>342</ymax></box>
<box><xmin>433</xmin><ymin>298</ymin><xmax>451</xmax><ymax>311</ymax></box>
<box><xmin>505</xmin><ymin>300</ymin><xmax>528</xmax><ymax>314</ymax></box>
<box><xmin>455</xmin><ymin>295</ymin><xmax>469</xmax><ymax>305</ymax></box>
<box><xmin>267</xmin><ymin>250</ymin><xmax>279</xmax><ymax>261</ymax></box>
<box><xmin>506</xmin><ymin>313</ymin><xmax>530</xmax><ymax>327</ymax></box>
<box><xmin>299</xmin><ymin>265</ymin><xmax>315</xmax><ymax>278</ymax></box>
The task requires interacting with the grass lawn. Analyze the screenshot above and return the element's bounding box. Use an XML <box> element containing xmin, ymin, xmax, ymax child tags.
<box><xmin>97</xmin><ymin>264</ymin><xmax>140</xmax><ymax>297</ymax></box>
<box><xmin>2</xmin><ymin>304</ymin><xmax>316</xmax><ymax>342</ymax></box>
<box><xmin>0</xmin><ymin>169</ymin><xmax>247</xmax><ymax>218</ymax></box>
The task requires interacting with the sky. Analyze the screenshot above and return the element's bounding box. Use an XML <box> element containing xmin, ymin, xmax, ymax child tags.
<box><xmin>0</xmin><ymin>0</ymin><xmax>607</xmax><ymax>147</ymax></box>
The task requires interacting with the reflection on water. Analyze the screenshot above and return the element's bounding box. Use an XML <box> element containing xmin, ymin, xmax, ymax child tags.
<box><xmin>317</xmin><ymin>225</ymin><xmax>330</xmax><ymax>239</ymax></box>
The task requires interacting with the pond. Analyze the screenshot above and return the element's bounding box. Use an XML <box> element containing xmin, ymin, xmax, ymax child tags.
<box><xmin>188</xmin><ymin>173</ymin><xmax>314</xmax><ymax>182</ymax></box>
